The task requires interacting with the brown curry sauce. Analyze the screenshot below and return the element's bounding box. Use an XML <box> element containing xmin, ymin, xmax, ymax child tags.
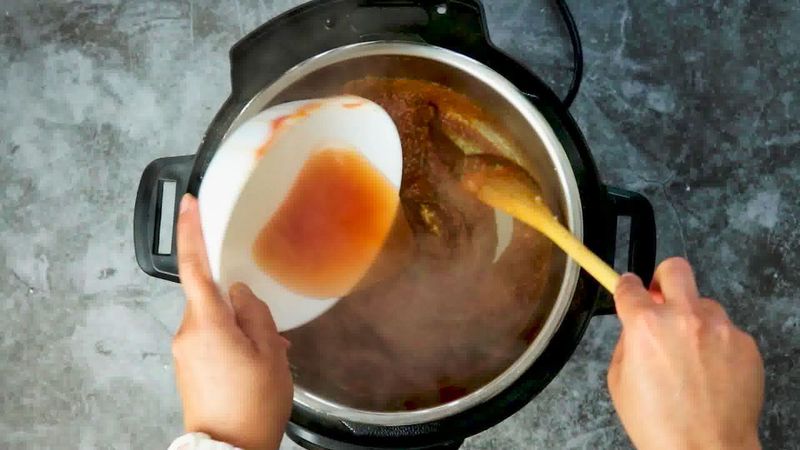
<box><xmin>283</xmin><ymin>78</ymin><xmax>554</xmax><ymax>411</ymax></box>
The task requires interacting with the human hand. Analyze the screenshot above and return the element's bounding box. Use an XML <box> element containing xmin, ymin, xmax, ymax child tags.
<box><xmin>608</xmin><ymin>258</ymin><xmax>764</xmax><ymax>450</ymax></box>
<box><xmin>172</xmin><ymin>194</ymin><xmax>293</xmax><ymax>450</ymax></box>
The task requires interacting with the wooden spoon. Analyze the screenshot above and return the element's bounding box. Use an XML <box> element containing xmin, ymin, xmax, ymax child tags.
<box><xmin>460</xmin><ymin>154</ymin><xmax>620</xmax><ymax>293</ymax></box>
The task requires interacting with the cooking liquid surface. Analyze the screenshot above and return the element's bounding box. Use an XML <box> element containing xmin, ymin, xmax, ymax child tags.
<box><xmin>283</xmin><ymin>78</ymin><xmax>557</xmax><ymax>412</ymax></box>
<box><xmin>252</xmin><ymin>148</ymin><xmax>398</xmax><ymax>298</ymax></box>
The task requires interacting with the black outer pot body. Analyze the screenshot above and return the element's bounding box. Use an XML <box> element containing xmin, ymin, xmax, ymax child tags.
<box><xmin>133</xmin><ymin>1</ymin><xmax>657</xmax><ymax>449</ymax></box>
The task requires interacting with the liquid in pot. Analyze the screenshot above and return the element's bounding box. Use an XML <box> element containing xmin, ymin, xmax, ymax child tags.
<box><xmin>283</xmin><ymin>78</ymin><xmax>555</xmax><ymax>411</ymax></box>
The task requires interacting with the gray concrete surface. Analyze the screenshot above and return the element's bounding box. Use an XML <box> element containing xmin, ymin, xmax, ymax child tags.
<box><xmin>1</xmin><ymin>1</ymin><xmax>798</xmax><ymax>449</ymax></box>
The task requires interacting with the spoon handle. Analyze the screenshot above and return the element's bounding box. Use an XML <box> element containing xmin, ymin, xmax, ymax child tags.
<box><xmin>479</xmin><ymin>188</ymin><xmax>620</xmax><ymax>293</ymax></box>
<box><xmin>532</xmin><ymin>217</ymin><xmax>620</xmax><ymax>293</ymax></box>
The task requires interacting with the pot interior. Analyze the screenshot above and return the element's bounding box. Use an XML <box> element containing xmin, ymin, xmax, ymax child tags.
<box><xmin>227</xmin><ymin>43</ymin><xmax>579</xmax><ymax>424</ymax></box>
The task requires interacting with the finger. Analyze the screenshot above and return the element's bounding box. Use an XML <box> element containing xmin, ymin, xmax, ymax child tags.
<box><xmin>177</xmin><ymin>194</ymin><xmax>231</xmax><ymax>324</ymax></box>
<box><xmin>229</xmin><ymin>283</ymin><xmax>283</xmax><ymax>352</ymax></box>
<box><xmin>649</xmin><ymin>290</ymin><xmax>666</xmax><ymax>305</ymax></box>
<box><xmin>614</xmin><ymin>273</ymin><xmax>656</xmax><ymax>324</ymax></box>
<box><xmin>698</xmin><ymin>297</ymin><xmax>731</xmax><ymax>323</ymax></box>
<box><xmin>650</xmin><ymin>257</ymin><xmax>699</xmax><ymax>309</ymax></box>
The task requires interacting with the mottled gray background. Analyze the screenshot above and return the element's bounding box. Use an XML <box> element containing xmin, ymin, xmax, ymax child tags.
<box><xmin>1</xmin><ymin>0</ymin><xmax>798</xmax><ymax>449</ymax></box>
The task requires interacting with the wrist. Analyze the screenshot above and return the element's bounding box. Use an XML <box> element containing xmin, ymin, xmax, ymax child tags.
<box><xmin>168</xmin><ymin>432</ymin><xmax>241</xmax><ymax>450</ymax></box>
<box><xmin>185</xmin><ymin>424</ymin><xmax>283</xmax><ymax>450</ymax></box>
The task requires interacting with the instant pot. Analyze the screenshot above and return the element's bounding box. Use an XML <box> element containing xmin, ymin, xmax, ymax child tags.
<box><xmin>134</xmin><ymin>1</ymin><xmax>656</xmax><ymax>448</ymax></box>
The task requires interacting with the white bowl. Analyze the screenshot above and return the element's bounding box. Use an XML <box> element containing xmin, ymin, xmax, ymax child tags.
<box><xmin>198</xmin><ymin>96</ymin><xmax>403</xmax><ymax>331</ymax></box>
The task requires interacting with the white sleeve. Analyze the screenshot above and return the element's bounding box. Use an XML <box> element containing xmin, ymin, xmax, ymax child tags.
<box><xmin>168</xmin><ymin>432</ymin><xmax>242</xmax><ymax>450</ymax></box>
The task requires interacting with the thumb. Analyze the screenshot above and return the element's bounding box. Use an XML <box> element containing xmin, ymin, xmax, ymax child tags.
<box><xmin>228</xmin><ymin>283</ymin><xmax>288</xmax><ymax>352</ymax></box>
<box><xmin>177</xmin><ymin>194</ymin><xmax>231</xmax><ymax>325</ymax></box>
<box><xmin>614</xmin><ymin>273</ymin><xmax>656</xmax><ymax>325</ymax></box>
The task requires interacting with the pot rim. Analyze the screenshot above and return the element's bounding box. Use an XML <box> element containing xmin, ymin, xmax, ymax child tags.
<box><xmin>225</xmin><ymin>41</ymin><xmax>583</xmax><ymax>426</ymax></box>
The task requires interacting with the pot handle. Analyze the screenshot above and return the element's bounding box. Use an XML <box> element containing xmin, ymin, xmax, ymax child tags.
<box><xmin>133</xmin><ymin>155</ymin><xmax>195</xmax><ymax>283</ymax></box>
<box><xmin>593</xmin><ymin>186</ymin><xmax>657</xmax><ymax>316</ymax></box>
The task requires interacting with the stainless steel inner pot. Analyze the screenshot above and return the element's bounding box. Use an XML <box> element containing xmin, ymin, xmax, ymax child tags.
<box><xmin>222</xmin><ymin>41</ymin><xmax>583</xmax><ymax>426</ymax></box>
